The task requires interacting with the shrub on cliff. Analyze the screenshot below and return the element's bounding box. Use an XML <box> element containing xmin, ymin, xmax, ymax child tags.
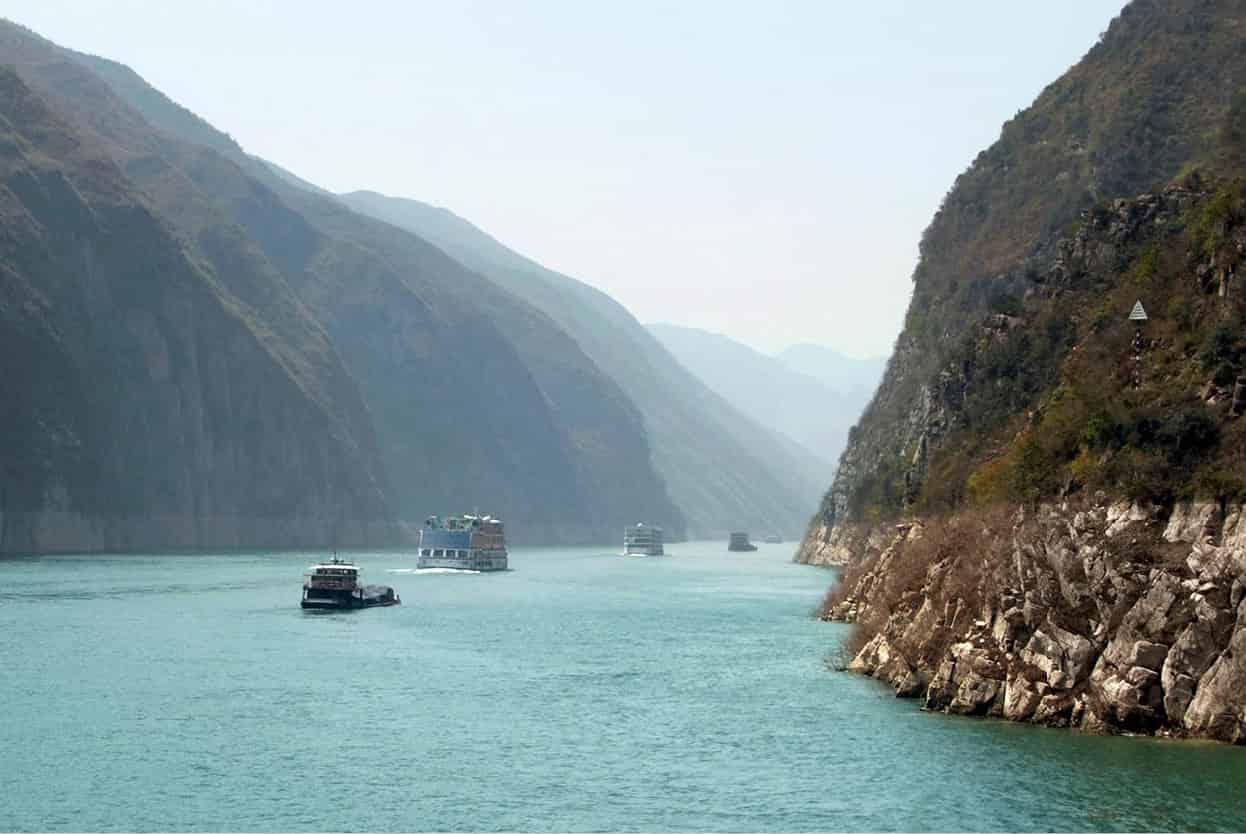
<box><xmin>914</xmin><ymin>180</ymin><xmax>1246</xmax><ymax>512</ymax></box>
<box><xmin>806</xmin><ymin>1</ymin><xmax>1246</xmax><ymax>541</ymax></box>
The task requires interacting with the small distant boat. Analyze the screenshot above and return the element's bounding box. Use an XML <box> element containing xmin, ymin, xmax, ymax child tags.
<box><xmin>728</xmin><ymin>532</ymin><xmax>758</xmax><ymax>552</ymax></box>
<box><xmin>301</xmin><ymin>557</ymin><xmax>400</xmax><ymax>609</ymax></box>
<box><xmin>417</xmin><ymin>514</ymin><xmax>509</xmax><ymax>571</ymax></box>
<box><xmin>763</xmin><ymin>533</ymin><xmax>783</xmax><ymax>544</ymax></box>
<box><xmin>623</xmin><ymin>523</ymin><xmax>665</xmax><ymax>556</ymax></box>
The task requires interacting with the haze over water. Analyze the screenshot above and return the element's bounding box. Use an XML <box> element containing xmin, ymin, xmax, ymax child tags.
<box><xmin>2</xmin><ymin>544</ymin><xmax>1244</xmax><ymax>832</ymax></box>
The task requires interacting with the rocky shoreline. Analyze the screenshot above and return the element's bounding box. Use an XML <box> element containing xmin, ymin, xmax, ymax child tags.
<box><xmin>818</xmin><ymin>497</ymin><xmax>1246</xmax><ymax>745</ymax></box>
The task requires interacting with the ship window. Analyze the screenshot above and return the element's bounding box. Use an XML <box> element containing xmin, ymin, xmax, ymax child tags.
<box><xmin>421</xmin><ymin>548</ymin><xmax>430</xmax><ymax>556</ymax></box>
<box><xmin>434</xmin><ymin>549</ymin><xmax>444</xmax><ymax>557</ymax></box>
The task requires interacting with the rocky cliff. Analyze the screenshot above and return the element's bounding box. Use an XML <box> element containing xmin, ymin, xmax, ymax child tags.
<box><xmin>800</xmin><ymin>0</ymin><xmax>1246</xmax><ymax>562</ymax></box>
<box><xmin>816</xmin><ymin>179</ymin><xmax>1246</xmax><ymax>743</ymax></box>
<box><xmin>825</xmin><ymin>497</ymin><xmax>1246</xmax><ymax>744</ymax></box>
<box><xmin>801</xmin><ymin>0</ymin><xmax>1246</xmax><ymax>745</ymax></box>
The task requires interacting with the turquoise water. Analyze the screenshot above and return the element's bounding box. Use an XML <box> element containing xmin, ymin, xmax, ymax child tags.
<box><xmin>1</xmin><ymin>542</ymin><xmax>1244</xmax><ymax>832</ymax></box>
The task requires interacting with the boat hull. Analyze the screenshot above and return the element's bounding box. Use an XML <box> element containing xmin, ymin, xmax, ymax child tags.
<box><xmin>416</xmin><ymin>554</ymin><xmax>508</xmax><ymax>571</ymax></box>
<box><xmin>622</xmin><ymin>547</ymin><xmax>666</xmax><ymax>556</ymax></box>
<box><xmin>301</xmin><ymin>585</ymin><xmax>400</xmax><ymax>609</ymax></box>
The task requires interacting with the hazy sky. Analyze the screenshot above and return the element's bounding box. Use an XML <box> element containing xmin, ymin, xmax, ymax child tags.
<box><xmin>10</xmin><ymin>1</ymin><xmax>1124</xmax><ymax>357</ymax></box>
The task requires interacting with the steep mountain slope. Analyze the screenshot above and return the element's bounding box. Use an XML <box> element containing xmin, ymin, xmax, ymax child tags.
<box><xmin>1</xmin><ymin>19</ymin><xmax>683</xmax><ymax>544</ymax></box>
<box><xmin>802</xmin><ymin>0</ymin><xmax>1246</xmax><ymax>559</ymax></box>
<box><xmin>0</xmin><ymin>66</ymin><xmax>394</xmax><ymax>552</ymax></box>
<box><xmin>775</xmin><ymin>344</ymin><xmax>885</xmax><ymax>403</ymax></box>
<box><xmin>338</xmin><ymin>190</ymin><xmax>827</xmax><ymax>538</ymax></box>
<box><xmin>800</xmin><ymin>0</ymin><xmax>1246</xmax><ymax>744</ymax></box>
<box><xmin>58</xmin><ymin>38</ymin><xmax>825</xmax><ymax>538</ymax></box>
<box><xmin>822</xmin><ymin>181</ymin><xmax>1246</xmax><ymax>742</ymax></box>
<box><xmin>647</xmin><ymin>323</ymin><xmax>861</xmax><ymax>467</ymax></box>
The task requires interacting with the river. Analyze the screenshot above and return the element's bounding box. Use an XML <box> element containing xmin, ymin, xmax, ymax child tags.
<box><xmin>2</xmin><ymin>542</ymin><xmax>1243</xmax><ymax>831</ymax></box>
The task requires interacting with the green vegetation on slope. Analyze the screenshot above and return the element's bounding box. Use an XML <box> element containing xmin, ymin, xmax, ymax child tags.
<box><xmin>919</xmin><ymin>176</ymin><xmax>1246</xmax><ymax>515</ymax></box>
<box><xmin>808</xmin><ymin>0</ymin><xmax>1246</xmax><ymax>538</ymax></box>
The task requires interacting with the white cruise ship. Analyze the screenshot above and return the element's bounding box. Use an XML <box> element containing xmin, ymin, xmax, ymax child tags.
<box><xmin>623</xmin><ymin>523</ymin><xmax>665</xmax><ymax>556</ymax></box>
<box><xmin>417</xmin><ymin>514</ymin><xmax>509</xmax><ymax>571</ymax></box>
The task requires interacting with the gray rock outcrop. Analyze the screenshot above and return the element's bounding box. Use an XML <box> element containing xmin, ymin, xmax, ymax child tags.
<box><xmin>823</xmin><ymin>498</ymin><xmax>1246</xmax><ymax>744</ymax></box>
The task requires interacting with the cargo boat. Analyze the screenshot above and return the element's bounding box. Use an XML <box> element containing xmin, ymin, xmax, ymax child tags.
<box><xmin>728</xmin><ymin>532</ymin><xmax>758</xmax><ymax>552</ymax></box>
<box><xmin>301</xmin><ymin>558</ymin><xmax>400</xmax><ymax>609</ymax></box>
<box><xmin>418</xmin><ymin>514</ymin><xmax>509</xmax><ymax>571</ymax></box>
<box><xmin>623</xmin><ymin>523</ymin><xmax>665</xmax><ymax>556</ymax></box>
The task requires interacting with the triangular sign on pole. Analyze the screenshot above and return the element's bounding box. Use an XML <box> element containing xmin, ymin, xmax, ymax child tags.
<box><xmin>1128</xmin><ymin>300</ymin><xmax>1148</xmax><ymax>322</ymax></box>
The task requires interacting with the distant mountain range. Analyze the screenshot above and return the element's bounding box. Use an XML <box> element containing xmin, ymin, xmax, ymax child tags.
<box><xmin>647</xmin><ymin>325</ymin><xmax>883</xmax><ymax>468</ymax></box>
<box><xmin>0</xmin><ymin>19</ymin><xmax>828</xmax><ymax>550</ymax></box>
<box><xmin>337</xmin><ymin>191</ymin><xmax>829</xmax><ymax>539</ymax></box>
<box><xmin>775</xmin><ymin>344</ymin><xmax>886</xmax><ymax>402</ymax></box>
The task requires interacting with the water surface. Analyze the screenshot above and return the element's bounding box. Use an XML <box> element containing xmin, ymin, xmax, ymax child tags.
<box><xmin>2</xmin><ymin>543</ymin><xmax>1243</xmax><ymax>831</ymax></box>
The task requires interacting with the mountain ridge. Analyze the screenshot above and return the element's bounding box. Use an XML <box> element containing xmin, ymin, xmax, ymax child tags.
<box><xmin>337</xmin><ymin>189</ymin><xmax>827</xmax><ymax>538</ymax></box>
<box><xmin>0</xmin><ymin>18</ymin><xmax>684</xmax><ymax>546</ymax></box>
<box><xmin>646</xmin><ymin>322</ymin><xmax>869</xmax><ymax>468</ymax></box>
<box><xmin>0</xmin><ymin>64</ymin><xmax>395</xmax><ymax>551</ymax></box>
<box><xmin>0</xmin><ymin>16</ymin><xmax>826</xmax><ymax>546</ymax></box>
<box><xmin>801</xmin><ymin>0</ymin><xmax>1246</xmax><ymax>556</ymax></box>
<box><xmin>775</xmin><ymin>343</ymin><xmax>886</xmax><ymax>400</ymax></box>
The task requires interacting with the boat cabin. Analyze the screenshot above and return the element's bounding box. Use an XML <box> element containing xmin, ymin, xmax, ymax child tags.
<box><xmin>305</xmin><ymin>560</ymin><xmax>361</xmax><ymax>591</ymax></box>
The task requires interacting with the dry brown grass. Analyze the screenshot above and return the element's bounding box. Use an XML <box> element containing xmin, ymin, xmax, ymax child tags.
<box><xmin>819</xmin><ymin>506</ymin><xmax>1024</xmax><ymax>671</ymax></box>
<box><xmin>815</xmin><ymin>549</ymin><xmax>882</xmax><ymax>619</ymax></box>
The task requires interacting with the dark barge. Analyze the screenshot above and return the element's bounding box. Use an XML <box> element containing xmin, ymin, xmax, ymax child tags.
<box><xmin>301</xmin><ymin>558</ymin><xmax>400</xmax><ymax>609</ymax></box>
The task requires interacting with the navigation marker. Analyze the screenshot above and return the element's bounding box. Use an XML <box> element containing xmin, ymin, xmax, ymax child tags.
<box><xmin>1128</xmin><ymin>300</ymin><xmax>1149</xmax><ymax>322</ymax></box>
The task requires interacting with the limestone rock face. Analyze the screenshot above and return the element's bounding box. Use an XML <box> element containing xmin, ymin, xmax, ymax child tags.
<box><xmin>823</xmin><ymin>498</ymin><xmax>1246</xmax><ymax>745</ymax></box>
<box><xmin>799</xmin><ymin>520</ymin><xmax>887</xmax><ymax>567</ymax></box>
<box><xmin>1183</xmin><ymin>608</ymin><xmax>1246</xmax><ymax>743</ymax></box>
<box><xmin>1164</xmin><ymin>500</ymin><xmax>1221</xmax><ymax>544</ymax></box>
<box><xmin>849</xmin><ymin>633</ymin><xmax>923</xmax><ymax>696</ymax></box>
<box><xmin>1020</xmin><ymin>626</ymin><xmax>1094</xmax><ymax>690</ymax></box>
<box><xmin>926</xmin><ymin>642</ymin><xmax>1005</xmax><ymax>716</ymax></box>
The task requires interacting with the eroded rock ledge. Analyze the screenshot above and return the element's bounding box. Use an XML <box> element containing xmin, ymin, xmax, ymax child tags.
<box><xmin>823</xmin><ymin>498</ymin><xmax>1246</xmax><ymax>744</ymax></box>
